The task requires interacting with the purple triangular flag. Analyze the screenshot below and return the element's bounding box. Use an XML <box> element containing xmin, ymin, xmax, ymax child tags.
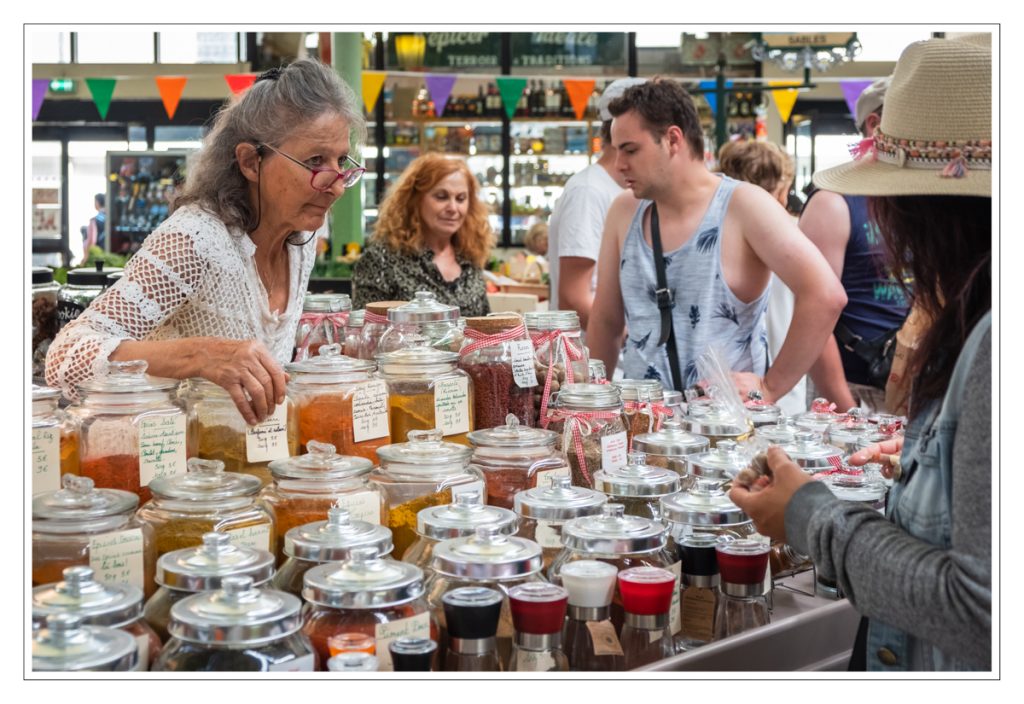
<box><xmin>32</xmin><ymin>79</ymin><xmax>49</xmax><ymax>121</ymax></box>
<box><xmin>424</xmin><ymin>74</ymin><xmax>457</xmax><ymax>117</ymax></box>
<box><xmin>840</xmin><ymin>80</ymin><xmax>874</xmax><ymax>120</ymax></box>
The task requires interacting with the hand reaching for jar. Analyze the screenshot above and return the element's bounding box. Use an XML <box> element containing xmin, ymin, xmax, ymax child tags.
<box><xmin>847</xmin><ymin>436</ymin><xmax>905</xmax><ymax>479</ymax></box>
<box><xmin>728</xmin><ymin>446</ymin><xmax>812</xmax><ymax>542</ymax></box>
<box><xmin>198</xmin><ymin>338</ymin><xmax>288</xmax><ymax>425</ymax></box>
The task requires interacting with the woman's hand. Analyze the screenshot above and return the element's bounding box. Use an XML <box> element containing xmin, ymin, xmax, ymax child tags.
<box><xmin>199</xmin><ymin>338</ymin><xmax>287</xmax><ymax>425</ymax></box>
<box><xmin>848</xmin><ymin>436</ymin><xmax>905</xmax><ymax>479</ymax></box>
<box><xmin>728</xmin><ymin>446</ymin><xmax>812</xmax><ymax>542</ymax></box>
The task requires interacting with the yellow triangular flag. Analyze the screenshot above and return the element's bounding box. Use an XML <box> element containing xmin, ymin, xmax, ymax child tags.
<box><xmin>769</xmin><ymin>80</ymin><xmax>802</xmax><ymax>124</ymax></box>
<box><xmin>362</xmin><ymin>71</ymin><xmax>387</xmax><ymax>114</ymax></box>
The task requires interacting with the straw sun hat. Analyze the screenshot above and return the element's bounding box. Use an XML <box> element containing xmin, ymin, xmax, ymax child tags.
<box><xmin>813</xmin><ymin>35</ymin><xmax>991</xmax><ymax>197</ymax></box>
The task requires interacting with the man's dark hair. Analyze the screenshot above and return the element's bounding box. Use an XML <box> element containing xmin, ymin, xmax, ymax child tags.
<box><xmin>95</xmin><ymin>193</ymin><xmax>105</xmax><ymax>208</ymax></box>
<box><xmin>606</xmin><ymin>78</ymin><xmax>705</xmax><ymax>159</ymax></box>
<box><xmin>599</xmin><ymin>119</ymin><xmax>612</xmax><ymax>146</ymax></box>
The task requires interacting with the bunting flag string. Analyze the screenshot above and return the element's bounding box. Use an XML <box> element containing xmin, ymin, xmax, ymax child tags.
<box><xmin>563</xmin><ymin>79</ymin><xmax>595</xmax><ymax>120</ymax></box>
<box><xmin>768</xmin><ymin>80</ymin><xmax>801</xmax><ymax>124</ymax></box>
<box><xmin>32</xmin><ymin>79</ymin><xmax>49</xmax><ymax>121</ymax></box>
<box><xmin>424</xmin><ymin>74</ymin><xmax>457</xmax><ymax>117</ymax></box>
<box><xmin>225</xmin><ymin>73</ymin><xmax>257</xmax><ymax>96</ymax></box>
<box><xmin>496</xmin><ymin>77</ymin><xmax>528</xmax><ymax>120</ymax></box>
<box><xmin>361</xmin><ymin>71</ymin><xmax>387</xmax><ymax>114</ymax></box>
<box><xmin>84</xmin><ymin>78</ymin><xmax>118</xmax><ymax>120</ymax></box>
<box><xmin>840</xmin><ymin>80</ymin><xmax>874</xmax><ymax>120</ymax></box>
<box><xmin>155</xmin><ymin>76</ymin><xmax>188</xmax><ymax>120</ymax></box>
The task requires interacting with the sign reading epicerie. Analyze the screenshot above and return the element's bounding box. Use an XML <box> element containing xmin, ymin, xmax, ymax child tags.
<box><xmin>387</xmin><ymin>32</ymin><xmax>626</xmax><ymax>69</ymax></box>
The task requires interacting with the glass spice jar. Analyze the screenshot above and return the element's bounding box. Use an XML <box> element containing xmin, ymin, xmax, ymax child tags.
<box><xmin>403</xmin><ymin>491</ymin><xmax>518</xmax><ymax>579</ymax></box>
<box><xmin>377</xmin><ymin>344</ymin><xmax>475</xmax><ymax>446</ymax></box>
<box><xmin>69</xmin><ymin>359</ymin><xmax>189</xmax><ymax>504</ymax></box>
<box><xmin>358</xmin><ymin>300</ymin><xmax>407</xmax><ymax>361</ymax></box>
<box><xmin>143</xmin><ymin>532</ymin><xmax>276</xmax><ymax>643</ymax></box>
<box><xmin>681</xmin><ymin>397</ymin><xmax>754</xmax><ymax>448</ymax></box>
<box><xmin>272</xmin><ymin>506</ymin><xmax>394</xmax><ymax>597</ymax></box>
<box><xmin>182</xmin><ymin>378</ymin><xmax>294</xmax><ymax>488</ymax></box>
<box><xmin>286</xmin><ymin>343</ymin><xmax>391</xmax><ymax>464</ymax></box>
<box><xmin>370</xmin><ymin>429</ymin><xmax>484</xmax><ymax>560</ymax></box>
<box><xmin>514</xmin><ymin>476</ymin><xmax>607</xmax><ymax>573</ymax></box>
<box><xmin>32</xmin><ymin>267</ymin><xmax>60</xmax><ymax>381</ymax></box>
<box><xmin>153</xmin><ymin>576</ymin><xmax>315</xmax><ymax>672</ymax></box>
<box><xmin>378</xmin><ymin>291</ymin><xmax>463</xmax><ymax>354</ymax></box>
<box><xmin>775</xmin><ymin>431</ymin><xmax>845</xmax><ymax>474</ymax></box>
<box><xmin>302</xmin><ymin>547</ymin><xmax>435</xmax><ymax>672</ymax></box>
<box><xmin>261</xmin><ymin>441</ymin><xmax>381</xmax><ymax>561</ymax></box>
<box><xmin>294</xmin><ymin>293</ymin><xmax>352</xmax><ymax>362</ymax></box>
<box><xmin>592</xmin><ymin>451</ymin><xmax>681</xmax><ymax>522</ymax></box>
<box><xmin>547</xmin><ymin>383</ymin><xmax>627</xmax><ymax>490</ymax></box>
<box><xmin>748</xmin><ymin>417</ymin><xmax>803</xmax><ymax>453</ymax></box>
<box><xmin>660</xmin><ymin>485</ymin><xmax>755</xmax><ymax>546</ymax></box>
<box><xmin>32</xmin><ymin>384</ymin><xmax>80</xmax><ymax>496</ymax></box>
<box><xmin>631</xmin><ymin>418</ymin><xmax>709</xmax><ymax>488</ymax></box>
<box><xmin>560</xmin><ymin>560</ymin><xmax>623</xmax><ymax>672</ymax></box>
<box><xmin>468</xmin><ymin>415</ymin><xmax>568</xmax><ymax>509</ymax></box>
<box><xmin>613</xmin><ymin>379</ymin><xmax>672</xmax><ymax>450</ymax></box>
<box><xmin>32</xmin><ymin>613</ymin><xmax>137</xmax><ymax>672</ymax></box>
<box><xmin>794</xmin><ymin>398</ymin><xmax>842</xmax><ymax>435</ymax></box>
<box><xmin>507</xmin><ymin>583</ymin><xmax>570</xmax><ymax>672</ymax></box>
<box><xmin>523</xmin><ymin>310</ymin><xmax>590</xmax><ymax>428</ymax></box>
<box><xmin>343</xmin><ymin>309</ymin><xmax>365</xmax><ymax>358</ymax></box>
<box><xmin>685</xmin><ymin>440</ymin><xmax>754</xmax><ymax>491</ymax></box>
<box><xmin>459</xmin><ymin>315</ymin><xmax>538</xmax><ymax>430</ymax></box>
<box><xmin>743</xmin><ymin>390</ymin><xmax>783</xmax><ymax>428</ymax></box>
<box><xmin>33</xmin><ymin>566</ymin><xmax>162</xmax><ymax>671</ymax></box>
<box><xmin>32</xmin><ymin>475</ymin><xmax>157</xmax><ymax>598</ymax></box>
<box><xmin>56</xmin><ymin>262</ymin><xmax>121</xmax><ymax>331</ymax></box>
<box><xmin>136</xmin><ymin>458</ymin><xmax>276</xmax><ymax>560</ymax></box>
<box><xmin>825</xmin><ymin>408</ymin><xmax>876</xmax><ymax>456</ymax></box>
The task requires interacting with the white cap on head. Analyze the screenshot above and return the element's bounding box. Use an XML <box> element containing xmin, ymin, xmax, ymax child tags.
<box><xmin>598</xmin><ymin>78</ymin><xmax>648</xmax><ymax>121</ymax></box>
<box><xmin>855</xmin><ymin>76</ymin><xmax>891</xmax><ymax>132</ymax></box>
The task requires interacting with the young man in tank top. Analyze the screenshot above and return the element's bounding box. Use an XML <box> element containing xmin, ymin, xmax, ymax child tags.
<box><xmin>586</xmin><ymin>79</ymin><xmax>846</xmax><ymax>404</ymax></box>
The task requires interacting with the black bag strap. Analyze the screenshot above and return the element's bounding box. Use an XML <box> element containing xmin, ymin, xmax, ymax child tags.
<box><xmin>650</xmin><ymin>203</ymin><xmax>683</xmax><ymax>392</ymax></box>
<box><xmin>834</xmin><ymin>320</ymin><xmax>897</xmax><ymax>360</ymax></box>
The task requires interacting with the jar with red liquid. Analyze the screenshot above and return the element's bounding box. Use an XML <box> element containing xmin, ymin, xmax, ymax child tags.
<box><xmin>514</xmin><ymin>475</ymin><xmax>607</xmax><ymax>572</ymax></box>
<box><xmin>714</xmin><ymin>539</ymin><xmax>771</xmax><ymax>639</ymax></box>
<box><xmin>560</xmin><ymin>560</ymin><xmax>623</xmax><ymax>671</ymax></box>
<box><xmin>459</xmin><ymin>315</ymin><xmax>537</xmax><ymax>430</ymax></box>
<box><xmin>618</xmin><ymin>566</ymin><xmax>676</xmax><ymax>669</ymax></box>
<box><xmin>507</xmin><ymin>583</ymin><xmax>569</xmax><ymax>672</ymax></box>
<box><xmin>468</xmin><ymin>415</ymin><xmax>567</xmax><ymax>509</ymax></box>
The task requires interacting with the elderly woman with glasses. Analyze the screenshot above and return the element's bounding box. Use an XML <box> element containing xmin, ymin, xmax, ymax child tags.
<box><xmin>46</xmin><ymin>60</ymin><xmax>365</xmax><ymax>425</ymax></box>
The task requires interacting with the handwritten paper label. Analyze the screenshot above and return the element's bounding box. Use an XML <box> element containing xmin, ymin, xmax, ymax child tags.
<box><xmin>227</xmin><ymin>523</ymin><xmax>272</xmax><ymax>552</ymax></box>
<box><xmin>496</xmin><ymin>602</ymin><xmax>516</xmax><ymax>639</ymax></box>
<box><xmin>451</xmin><ymin>480</ymin><xmax>486</xmax><ymax>502</ymax></box>
<box><xmin>89</xmin><ymin>528</ymin><xmax>144</xmax><ymax>590</ymax></box>
<box><xmin>133</xmin><ymin>634</ymin><xmax>151</xmax><ymax>671</ymax></box>
<box><xmin>139</xmin><ymin>414</ymin><xmax>186</xmax><ymax>487</ymax></box>
<box><xmin>680</xmin><ymin>587</ymin><xmax>717</xmax><ymax>644</ymax></box>
<box><xmin>533</xmin><ymin>465</ymin><xmax>570</xmax><ymax>489</ymax></box>
<box><xmin>374</xmin><ymin>611</ymin><xmax>431</xmax><ymax>671</ymax></box>
<box><xmin>586</xmin><ymin>620</ymin><xmax>624</xmax><ymax>657</ymax></box>
<box><xmin>32</xmin><ymin>427</ymin><xmax>61</xmax><ymax>494</ymax></box>
<box><xmin>434</xmin><ymin>377</ymin><xmax>471</xmax><ymax>436</ymax></box>
<box><xmin>245</xmin><ymin>403</ymin><xmax>289</xmax><ymax>463</ymax></box>
<box><xmin>534</xmin><ymin>519</ymin><xmax>564</xmax><ymax>549</ymax></box>
<box><xmin>669</xmin><ymin>560</ymin><xmax>682</xmax><ymax>635</ymax></box>
<box><xmin>352</xmin><ymin>381</ymin><xmax>390</xmax><ymax>443</ymax></box>
<box><xmin>269</xmin><ymin>653</ymin><xmax>315</xmax><ymax>672</ymax></box>
<box><xmin>515</xmin><ymin>649</ymin><xmax>557</xmax><ymax>672</ymax></box>
<box><xmin>334</xmin><ymin>490</ymin><xmax>382</xmax><ymax>525</ymax></box>
<box><xmin>600</xmin><ymin>432</ymin><xmax>628</xmax><ymax>471</ymax></box>
<box><xmin>510</xmin><ymin>340</ymin><xmax>539</xmax><ymax>388</ymax></box>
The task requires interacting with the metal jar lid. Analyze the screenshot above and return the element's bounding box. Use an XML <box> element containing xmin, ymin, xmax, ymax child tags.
<box><xmin>416</xmin><ymin>491</ymin><xmax>517</xmax><ymax>540</ymax></box>
<box><xmin>552</xmin><ymin>383</ymin><xmax>622</xmax><ymax>411</ymax></box>
<box><xmin>560</xmin><ymin>504</ymin><xmax>667</xmax><ymax>555</ymax></box>
<box><xmin>388</xmin><ymin>291</ymin><xmax>459</xmax><ymax>324</ymax></box>
<box><xmin>375</xmin><ymin>429</ymin><xmax>474</xmax><ymax>472</ymax></box>
<box><xmin>65</xmin><ymin>262</ymin><xmax>122</xmax><ymax>287</ymax></box>
<box><xmin>821</xmin><ymin>473</ymin><xmax>888</xmax><ymax>503</ymax></box>
<box><xmin>754</xmin><ymin>418</ymin><xmax>802</xmax><ymax>445</ymax></box>
<box><xmin>284</xmin><ymin>507</ymin><xmax>394</xmax><ymax>562</ymax></box>
<box><xmin>660</xmin><ymin>488</ymin><xmax>749</xmax><ymax>527</ymax></box>
<box><xmin>467</xmin><ymin>414</ymin><xmax>559</xmax><ymax>451</ymax></box>
<box><xmin>523</xmin><ymin>310</ymin><xmax>581</xmax><ymax>332</ymax></box>
<box><xmin>347</xmin><ymin>309</ymin><xmax>366</xmax><ymax>328</ymax></box>
<box><xmin>33</xmin><ymin>267</ymin><xmax>56</xmax><ymax>285</ymax></box>
<box><xmin>777</xmin><ymin>431</ymin><xmax>845</xmax><ymax>472</ymax></box>
<box><xmin>33</xmin><ymin>384</ymin><xmax>61</xmax><ymax>404</ymax></box>
<box><xmin>632</xmin><ymin>419</ymin><xmax>711</xmax><ymax>457</ymax></box>
<box><xmin>302</xmin><ymin>547</ymin><xmax>424</xmax><ymax>608</ymax></box>
<box><xmin>285</xmin><ymin>342</ymin><xmax>376</xmax><ymax>379</ymax></box>
<box><xmin>33</xmin><ymin>566</ymin><xmax>143</xmax><ymax>629</ymax></box>
<box><xmin>148</xmin><ymin>457</ymin><xmax>262</xmax><ymax>501</ymax></box>
<box><xmin>303</xmin><ymin>293</ymin><xmax>352</xmax><ymax>314</ymax></box>
<box><xmin>32</xmin><ymin>613</ymin><xmax>137</xmax><ymax>671</ymax></box>
<box><xmin>33</xmin><ymin>475</ymin><xmax>138</xmax><ymax>522</ymax></box>
<box><xmin>514</xmin><ymin>475</ymin><xmax>607</xmax><ymax>522</ymax></box>
<box><xmin>593</xmin><ymin>452</ymin><xmax>681</xmax><ymax>498</ymax></box>
<box><xmin>169</xmin><ymin>576</ymin><xmax>304</xmax><ymax>646</ymax></box>
<box><xmin>612</xmin><ymin>379</ymin><xmax>664</xmax><ymax>403</ymax></box>
<box><xmin>268</xmin><ymin>441</ymin><xmax>374</xmax><ymax>481</ymax></box>
<box><xmin>156</xmin><ymin>532</ymin><xmax>276</xmax><ymax>592</ymax></box>
<box><xmin>686</xmin><ymin>440</ymin><xmax>752</xmax><ymax>483</ymax></box>
<box><xmin>794</xmin><ymin>398</ymin><xmax>841</xmax><ymax>433</ymax></box>
<box><xmin>431</xmin><ymin>525</ymin><xmax>543</xmax><ymax>580</ymax></box>
<box><xmin>76</xmin><ymin>359</ymin><xmax>179</xmax><ymax>395</ymax></box>
<box><xmin>682</xmin><ymin>400</ymin><xmax>751</xmax><ymax>437</ymax></box>
<box><xmin>375</xmin><ymin>344</ymin><xmax>460</xmax><ymax>375</ymax></box>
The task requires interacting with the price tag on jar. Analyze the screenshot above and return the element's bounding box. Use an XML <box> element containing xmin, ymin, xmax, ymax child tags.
<box><xmin>434</xmin><ymin>377</ymin><xmax>470</xmax><ymax>436</ymax></box>
<box><xmin>245</xmin><ymin>403</ymin><xmax>289</xmax><ymax>463</ymax></box>
<box><xmin>509</xmin><ymin>340</ymin><xmax>539</xmax><ymax>388</ymax></box>
<box><xmin>668</xmin><ymin>560</ymin><xmax>682</xmax><ymax>635</ymax></box>
<box><xmin>89</xmin><ymin>528</ymin><xmax>145</xmax><ymax>590</ymax></box>
<box><xmin>600</xmin><ymin>432</ymin><xmax>628</xmax><ymax>471</ymax></box>
<box><xmin>533</xmin><ymin>465</ymin><xmax>570</xmax><ymax>489</ymax></box>
<box><xmin>352</xmin><ymin>380</ymin><xmax>390</xmax><ymax>443</ymax></box>
<box><xmin>226</xmin><ymin>523</ymin><xmax>272</xmax><ymax>552</ymax></box>
<box><xmin>333</xmin><ymin>490</ymin><xmax>382</xmax><ymax>525</ymax></box>
<box><xmin>680</xmin><ymin>587</ymin><xmax>716</xmax><ymax>644</ymax></box>
<box><xmin>31</xmin><ymin>427</ymin><xmax>61</xmax><ymax>494</ymax></box>
<box><xmin>374</xmin><ymin>611</ymin><xmax>431</xmax><ymax>672</ymax></box>
<box><xmin>586</xmin><ymin>620</ymin><xmax>624</xmax><ymax>657</ymax></box>
<box><xmin>139</xmin><ymin>414</ymin><xmax>187</xmax><ymax>487</ymax></box>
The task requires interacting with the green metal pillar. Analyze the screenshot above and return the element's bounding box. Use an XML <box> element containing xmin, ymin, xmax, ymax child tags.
<box><xmin>715</xmin><ymin>54</ymin><xmax>728</xmax><ymax>152</ymax></box>
<box><xmin>332</xmin><ymin>32</ymin><xmax>364</xmax><ymax>252</ymax></box>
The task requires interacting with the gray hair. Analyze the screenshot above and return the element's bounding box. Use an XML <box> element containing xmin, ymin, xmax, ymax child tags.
<box><xmin>173</xmin><ymin>59</ymin><xmax>366</xmax><ymax>232</ymax></box>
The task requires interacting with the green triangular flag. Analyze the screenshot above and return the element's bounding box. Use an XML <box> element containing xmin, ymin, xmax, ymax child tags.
<box><xmin>496</xmin><ymin>77</ymin><xmax>528</xmax><ymax>120</ymax></box>
<box><xmin>85</xmin><ymin>78</ymin><xmax>118</xmax><ymax>120</ymax></box>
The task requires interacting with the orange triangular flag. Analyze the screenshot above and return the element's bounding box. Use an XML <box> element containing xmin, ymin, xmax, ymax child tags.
<box><xmin>225</xmin><ymin>73</ymin><xmax>257</xmax><ymax>96</ymax></box>
<box><xmin>362</xmin><ymin>71</ymin><xmax>387</xmax><ymax>114</ymax></box>
<box><xmin>563</xmin><ymin>79</ymin><xmax>596</xmax><ymax>120</ymax></box>
<box><xmin>155</xmin><ymin>76</ymin><xmax>188</xmax><ymax>120</ymax></box>
<box><xmin>769</xmin><ymin>80</ymin><xmax>802</xmax><ymax>124</ymax></box>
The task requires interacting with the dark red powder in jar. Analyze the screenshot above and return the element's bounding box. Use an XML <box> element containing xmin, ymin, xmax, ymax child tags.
<box><xmin>617</xmin><ymin>567</ymin><xmax>675</xmax><ymax>615</ymax></box>
<box><xmin>716</xmin><ymin>542</ymin><xmax>770</xmax><ymax>585</ymax></box>
<box><xmin>461</xmin><ymin>361</ymin><xmax>535</xmax><ymax>430</ymax></box>
<box><xmin>508</xmin><ymin>584</ymin><xmax>568</xmax><ymax>635</ymax></box>
<box><xmin>80</xmin><ymin>454</ymin><xmax>150</xmax><ymax>503</ymax></box>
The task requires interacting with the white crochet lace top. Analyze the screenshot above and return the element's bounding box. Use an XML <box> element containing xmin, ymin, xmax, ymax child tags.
<box><xmin>46</xmin><ymin>204</ymin><xmax>318</xmax><ymax>399</ymax></box>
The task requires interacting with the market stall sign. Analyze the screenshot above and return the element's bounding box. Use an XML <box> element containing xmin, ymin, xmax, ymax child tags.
<box><xmin>762</xmin><ymin>32</ymin><xmax>856</xmax><ymax>49</ymax></box>
<box><xmin>511</xmin><ymin>33</ymin><xmax>626</xmax><ymax>68</ymax></box>
<box><xmin>388</xmin><ymin>32</ymin><xmax>501</xmax><ymax>69</ymax></box>
<box><xmin>387</xmin><ymin>32</ymin><xmax>626</xmax><ymax>70</ymax></box>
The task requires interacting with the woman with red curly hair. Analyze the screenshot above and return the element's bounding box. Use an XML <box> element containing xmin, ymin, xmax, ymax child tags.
<box><xmin>352</xmin><ymin>153</ymin><xmax>495</xmax><ymax>315</ymax></box>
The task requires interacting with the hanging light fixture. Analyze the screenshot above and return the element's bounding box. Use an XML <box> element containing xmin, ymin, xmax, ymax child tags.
<box><xmin>394</xmin><ymin>33</ymin><xmax>427</xmax><ymax>70</ymax></box>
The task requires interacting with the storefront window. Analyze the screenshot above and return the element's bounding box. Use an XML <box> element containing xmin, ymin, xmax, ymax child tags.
<box><xmin>76</xmin><ymin>30</ymin><xmax>155</xmax><ymax>63</ymax></box>
<box><xmin>158</xmin><ymin>32</ymin><xmax>239</xmax><ymax>63</ymax></box>
<box><xmin>68</xmin><ymin>141</ymin><xmax>129</xmax><ymax>263</ymax></box>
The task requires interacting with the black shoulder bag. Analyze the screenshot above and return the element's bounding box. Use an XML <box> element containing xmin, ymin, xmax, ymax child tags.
<box><xmin>834</xmin><ymin>321</ymin><xmax>900</xmax><ymax>391</ymax></box>
<box><xmin>650</xmin><ymin>203</ymin><xmax>683</xmax><ymax>392</ymax></box>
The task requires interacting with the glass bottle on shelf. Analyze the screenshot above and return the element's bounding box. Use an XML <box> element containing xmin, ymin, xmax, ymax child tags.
<box><xmin>389</xmin><ymin>637</ymin><xmax>437</xmax><ymax>671</ymax></box>
<box><xmin>618</xmin><ymin>566</ymin><xmax>676</xmax><ymax>669</ymax></box>
<box><xmin>507</xmin><ymin>583</ymin><xmax>570</xmax><ymax>672</ymax></box>
<box><xmin>713</xmin><ymin>539</ymin><xmax>771</xmax><ymax>639</ymax></box>
<box><xmin>560</xmin><ymin>560</ymin><xmax>623</xmax><ymax>671</ymax></box>
<box><xmin>442</xmin><ymin>586</ymin><xmax>504</xmax><ymax>672</ymax></box>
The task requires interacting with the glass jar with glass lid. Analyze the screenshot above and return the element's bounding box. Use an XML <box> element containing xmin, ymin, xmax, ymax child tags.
<box><xmin>468</xmin><ymin>415</ymin><xmax>568</xmax><ymax>509</ymax></box>
<box><xmin>824</xmin><ymin>407</ymin><xmax>876</xmax><ymax>456</ymax></box>
<box><xmin>523</xmin><ymin>310</ymin><xmax>590</xmax><ymax>426</ymax></box>
<box><xmin>681</xmin><ymin>397</ymin><xmax>753</xmax><ymax>448</ymax></box>
<box><xmin>613</xmin><ymin>379</ymin><xmax>672</xmax><ymax>448</ymax></box>
<box><xmin>743</xmin><ymin>390</ymin><xmax>783</xmax><ymax>428</ymax></box>
<box><xmin>294</xmin><ymin>292</ymin><xmax>352</xmax><ymax>362</ymax></box>
<box><xmin>33</xmin><ymin>566</ymin><xmax>162</xmax><ymax>671</ymax></box>
<box><xmin>32</xmin><ymin>613</ymin><xmax>137</xmax><ymax>672</ymax></box>
<box><xmin>661</xmin><ymin>484</ymin><xmax>755</xmax><ymax>545</ymax></box>
<box><xmin>794</xmin><ymin>398</ymin><xmax>842</xmax><ymax>434</ymax></box>
<box><xmin>69</xmin><ymin>360</ymin><xmax>188</xmax><ymax>504</ymax></box>
<box><xmin>343</xmin><ymin>309</ymin><xmax>365</xmax><ymax>358</ymax></box>
<box><xmin>286</xmin><ymin>343</ymin><xmax>391</xmax><ymax>463</ymax></box>
<box><xmin>748</xmin><ymin>417</ymin><xmax>802</xmax><ymax>453</ymax></box>
<box><xmin>32</xmin><ymin>384</ymin><xmax>81</xmax><ymax>496</ymax></box>
<box><xmin>513</xmin><ymin>476</ymin><xmax>607</xmax><ymax>572</ymax></box>
<box><xmin>685</xmin><ymin>440</ymin><xmax>753</xmax><ymax>490</ymax></box>
<box><xmin>56</xmin><ymin>261</ymin><xmax>121</xmax><ymax>331</ymax></box>
<box><xmin>272</xmin><ymin>507</ymin><xmax>394</xmax><ymax>597</ymax></box>
<box><xmin>137</xmin><ymin>458</ymin><xmax>275</xmax><ymax>559</ymax></box>
<box><xmin>547</xmin><ymin>383</ymin><xmax>627</xmax><ymax>489</ymax></box>
<box><xmin>370</xmin><ymin>429</ymin><xmax>484</xmax><ymax>559</ymax></box>
<box><xmin>32</xmin><ymin>267</ymin><xmax>60</xmax><ymax>380</ymax></box>
<box><xmin>378</xmin><ymin>291</ymin><xmax>463</xmax><ymax>354</ymax></box>
<box><xmin>143</xmin><ymin>531</ymin><xmax>275</xmax><ymax>642</ymax></box>
<box><xmin>32</xmin><ymin>474</ymin><xmax>156</xmax><ymax>597</ymax></box>
<box><xmin>182</xmin><ymin>378</ymin><xmax>294</xmax><ymax>488</ymax></box>
<box><xmin>459</xmin><ymin>314</ymin><xmax>538</xmax><ymax>430</ymax></box>
<box><xmin>377</xmin><ymin>343</ymin><xmax>475</xmax><ymax>445</ymax></box>
<box><xmin>358</xmin><ymin>300</ymin><xmax>407</xmax><ymax>361</ymax></box>
<box><xmin>776</xmin><ymin>431</ymin><xmax>845</xmax><ymax>474</ymax></box>
<box><xmin>403</xmin><ymin>491</ymin><xmax>517</xmax><ymax>579</ymax></box>
<box><xmin>592</xmin><ymin>451</ymin><xmax>681</xmax><ymax>521</ymax></box>
<box><xmin>302</xmin><ymin>546</ymin><xmax>435</xmax><ymax>671</ymax></box>
<box><xmin>631</xmin><ymin>418</ymin><xmax>709</xmax><ymax>487</ymax></box>
<box><xmin>151</xmin><ymin>576</ymin><xmax>315</xmax><ymax>672</ymax></box>
<box><xmin>261</xmin><ymin>441</ymin><xmax>381</xmax><ymax>561</ymax></box>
